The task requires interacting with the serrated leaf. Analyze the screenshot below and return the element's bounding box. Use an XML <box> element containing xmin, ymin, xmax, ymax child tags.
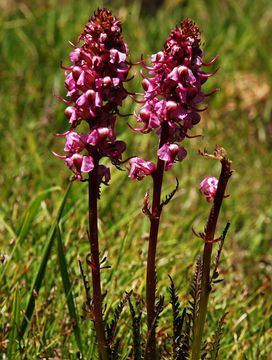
<box><xmin>128</xmin><ymin>293</ymin><xmax>142</xmax><ymax>360</ymax></box>
<box><xmin>168</xmin><ymin>275</ymin><xmax>186</xmax><ymax>358</ymax></box>
<box><xmin>204</xmin><ymin>312</ymin><xmax>228</xmax><ymax>360</ymax></box>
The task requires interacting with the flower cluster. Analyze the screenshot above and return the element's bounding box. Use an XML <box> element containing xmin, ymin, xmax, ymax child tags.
<box><xmin>199</xmin><ymin>176</ymin><xmax>218</xmax><ymax>202</ymax></box>
<box><xmin>129</xmin><ymin>18</ymin><xmax>217</xmax><ymax>180</ymax></box>
<box><xmin>55</xmin><ymin>9</ymin><xmax>130</xmax><ymax>181</ymax></box>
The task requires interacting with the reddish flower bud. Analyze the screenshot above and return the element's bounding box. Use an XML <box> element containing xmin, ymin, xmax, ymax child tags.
<box><xmin>140</xmin><ymin>108</ymin><xmax>150</xmax><ymax>122</ymax></box>
<box><xmin>142</xmin><ymin>78</ymin><xmax>150</xmax><ymax>91</ymax></box>
<box><xmin>199</xmin><ymin>176</ymin><xmax>218</xmax><ymax>202</ymax></box>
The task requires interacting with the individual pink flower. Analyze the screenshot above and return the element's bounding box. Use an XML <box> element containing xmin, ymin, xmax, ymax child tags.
<box><xmin>199</xmin><ymin>176</ymin><xmax>218</xmax><ymax>202</ymax></box>
<box><xmin>64</xmin><ymin>132</ymin><xmax>88</xmax><ymax>152</ymax></box>
<box><xmin>65</xmin><ymin>153</ymin><xmax>94</xmax><ymax>180</ymax></box>
<box><xmin>157</xmin><ymin>143</ymin><xmax>187</xmax><ymax>170</ymax></box>
<box><xmin>86</xmin><ymin>128</ymin><xmax>114</xmax><ymax>146</ymax></box>
<box><xmin>128</xmin><ymin>157</ymin><xmax>156</xmax><ymax>180</ymax></box>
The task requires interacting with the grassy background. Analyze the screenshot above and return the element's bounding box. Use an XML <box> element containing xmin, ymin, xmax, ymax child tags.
<box><xmin>0</xmin><ymin>0</ymin><xmax>271</xmax><ymax>358</ymax></box>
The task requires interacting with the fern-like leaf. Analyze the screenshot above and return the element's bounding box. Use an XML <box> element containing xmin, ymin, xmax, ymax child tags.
<box><xmin>128</xmin><ymin>293</ymin><xmax>143</xmax><ymax>360</ymax></box>
<box><xmin>211</xmin><ymin>222</ymin><xmax>230</xmax><ymax>283</ymax></box>
<box><xmin>110</xmin><ymin>339</ymin><xmax>121</xmax><ymax>360</ymax></box>
<box><xmin>106</xmin><ymin>293</ymin><xmax>130</xmax><ymax>345</ymax></box>
<box><xmin>202</xmin><ymin>312</ymin><xmax>228</xmax><ymax>359</ymax></box>
<box><xmin>154</xmin><ymin>296</ymin><xmax>164</xmax><ymax>332</ymax></box>
<box><xmin>78</xmin><ymin>258</ymin><xmax>93</xmax><ymax>320</ymax></box>
<box><xmin>189</xmin><ymin>256</ymin><xmax>203</xmax><ymax>337</ymax></box>
<box><xmin>174</xmin><ymin>313</ymin><xmax>191</xmax><ymax>360</ymax></box>
<box><xmin>161</xmin><ymin>178</ymin><xmax>179</xmax><ymax>208</ymax></box>
<box><xmin>168</xmin><ymin>275</ymin><xmax>186</xmax><ymax>357</ymax></box>
<box><xmin>144</xmin><ymin>296</ymin><xmax>164</xmax><ymax>358</ymax></box>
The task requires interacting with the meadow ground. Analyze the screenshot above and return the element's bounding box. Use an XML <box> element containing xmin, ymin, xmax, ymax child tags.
<box><xmin>0</xmin><ymin>0</ymin><xmax>272</xmax><ymax>358</ymax></box>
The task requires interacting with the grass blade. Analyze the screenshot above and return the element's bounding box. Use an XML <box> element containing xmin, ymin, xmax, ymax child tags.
<box><xmin>7</xmin><ymin>288</ymin><xmax>21</xmax><ymax>358</ymax></box>
<box><xmin>56</xmin><ymin>223</ymin><xmax>83</xmax><ymax>356</ymax></box>
<box><xmin>19</xmin><ymin>183</ymin><xmax>71</xmax><ymax>338</ymax></box>
<box><xmin>0</xmin><ymin>186</ymin><xmax>61</xmax><ymax>284</ymax></box>
<box><xmin>16</xmin><ymin>186</ymin><xmax>61</xmax><ymax>240</ymax></box>
<box><xmin>106</xmin><ymin>227</ymin><xmax>129</xmax><ymax>285</ymax></box>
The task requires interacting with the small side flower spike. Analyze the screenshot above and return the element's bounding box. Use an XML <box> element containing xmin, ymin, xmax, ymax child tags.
<box><xmin>199</xmin><ymin>176</ymin><xmax>218</xmax><ymax>202</ymax></box>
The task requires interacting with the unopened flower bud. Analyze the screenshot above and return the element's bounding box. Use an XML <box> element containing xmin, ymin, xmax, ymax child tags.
<box><xmin>166</xmin><ymin>101</ymin><xmax>177</xmax><ymax>112</ymax></box>
<box><xmin>97</xmin><ymin>127</ymin><xmax>111</xmax><ymax>139</ymax></box>
<box><xmin>86</xmin><ymin>89</ymin><xmax>96</xmax><ymax>102</ymax></box>
<box><xmin>178</xmin><ymin>65</ymin><xmax>188</xmax><ymax>76</ymax></box>
<box><xmin>64</xmin><ymin>106</ymin><xmax>75</xmax><ymax>119</ymax></box>
<box><xmin>142</xmin><ymin>79</ymin><xmax>150</xmax><ymax>91</ymax></box>
<box><xmin>151</xmin><ymin>51</ymin><xmax>164</xmax><ymax>63</ymax></box>
<box><xmin>103</xmin><ymin>76</ymin><xmax>112</xmax><ymax>87</ymax></box>
<box><xmin>72</xmin><ymin>66</ymin><xmax>82</xmax><ymax>80</ymax></box>
<box><xmin>168</xmin><ymin>143</ymin><xmax>179</xmax><ymax>154</ymax></box>
<box><xmin>140</xmin><ymin>108</ymin><xmax>150</xmax><ymax>121</ymax></box>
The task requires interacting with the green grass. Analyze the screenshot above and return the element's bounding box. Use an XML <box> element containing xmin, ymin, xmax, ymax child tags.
<box><xmin>0</xmin><ymin>0</ymin><xmax>271</xmax><ymax>358</ymax></box>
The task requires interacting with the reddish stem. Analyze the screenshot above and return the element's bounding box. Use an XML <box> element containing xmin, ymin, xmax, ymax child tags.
<box><xmin>88</xmin><ymin>159</ymin><xmax>109</xmax><ymax>360</ymax></box>
<box><xmin>145</xmin><ymin>122</ymin><xmax>169</xmax><ymax>359</ymax></box>
<box><xmin>191</xmin><ymin>157</ymin><xmax>232</xmax><ymax>360</ymax></box>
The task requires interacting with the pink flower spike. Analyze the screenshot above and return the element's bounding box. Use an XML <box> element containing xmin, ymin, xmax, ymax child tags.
<box><xmin>199</xmin><ymin>176</ymin><xmax>218</xmax><ymax>202</ymax></box>
<box><xmin>129</xmin><ymin>157</ymin><xmax>156</xmax><ymax>180</ymax></box>
<box><xmin>130</xmin><ymin>18</ymin><xmax>218</xmax><ymax>164</ymax></box>
<box><xmin>55</xmin><ymin>8</ymin><xmax>131</xmax><ymax>182</ymax></box>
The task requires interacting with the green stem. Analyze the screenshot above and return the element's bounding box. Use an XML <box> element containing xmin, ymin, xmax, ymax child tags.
<box><xmin>88</xmin><ymin>159</ymin><xmax>109</xmax><ymax>360</ymax></box>
<box><xmin>145</xmin><ymin>122</ymin><xmax>169</xmax><ymax>359</ymax></box>
<box><xmin>191</xmin><ymin>158</ymin><xmax>232</xmax><ymax>360</ymax></box>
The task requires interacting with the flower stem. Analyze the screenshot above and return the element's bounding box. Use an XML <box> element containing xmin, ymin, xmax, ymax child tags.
<box><xmin>191</xmin><ymin>157</ymin><xmax>232</xmax><ymax>360</ymax></box>
<box><xmin>146</xmin><ymin>123</ymin><xmax>169</xmax><ymax>359</ymax></box>
<box><xmin>88</xmin><ymin>159</ymin><xmax>109</xmax><ymax>360</ymax></box>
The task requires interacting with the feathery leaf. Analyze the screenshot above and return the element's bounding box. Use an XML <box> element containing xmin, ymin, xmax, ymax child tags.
<box><xmin>202</xmin><ymin>312</ymin><xmax>228</xmax><ymax>359</ymax></box>
<box><xmin>161</xmin><ymin>178</ymin><xmax>179</xmax><ymax>208</ymax></box>
<box><xmin>128</xmin><ymin>293</ymin><xmax>143</xmax><ymax>360</ymax></box>
<box><xmin>168</xmin><ymin>275</ymin><xmax>186</xmax><ymax>358</ymax></box>
<box><xmin>212</xmin><ymin>222</ymin><xmax>230</xmax><ymax>283</ymax></box>
<box><xmin>106</xmin><ymin>293</ymin><xmax>130</xmax><ymax>344</ymax></box>
<box><xmin>189</xmin><ymin>256</ymin><xmax>203</xmax><ymax>335</ymax></box>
